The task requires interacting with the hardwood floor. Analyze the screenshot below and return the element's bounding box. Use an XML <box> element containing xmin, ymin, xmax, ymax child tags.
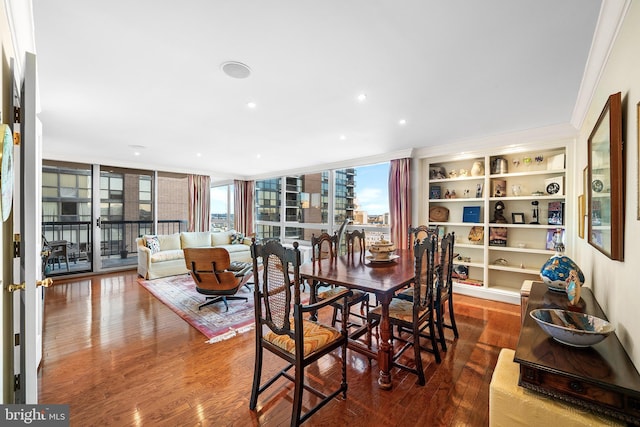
<box><xmin>38</xmin><ymin>271</ymin><xmax>521</xmax><ymax>426</ymax></box>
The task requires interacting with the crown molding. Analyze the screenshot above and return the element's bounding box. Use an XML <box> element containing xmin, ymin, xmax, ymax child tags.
<box><xmin>570</xmin><ymin>0</ymin><xmax>632</xmax><ymax>129</ymax></box>
<box><xmin>412</xmin><ymin>123</ymin><xmax>577</xmax><ymax>160</ymax></box>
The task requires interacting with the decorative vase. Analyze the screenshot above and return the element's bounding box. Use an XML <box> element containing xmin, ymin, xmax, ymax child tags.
<box><xmin>471</xmin><ymin>161</ymin><xmax>484</xmax><ymax>176</ymax></box>
<box><xmin>540</xmin><ymin>231</ymin><xmax>584</xmax><ymax>292</ymax></box>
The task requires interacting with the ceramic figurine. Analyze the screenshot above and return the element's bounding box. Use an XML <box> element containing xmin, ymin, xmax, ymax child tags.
<box><xmin>566</xmin><ymin>269</ymin><xmax>582</xmax><ymax>305</ymax></box>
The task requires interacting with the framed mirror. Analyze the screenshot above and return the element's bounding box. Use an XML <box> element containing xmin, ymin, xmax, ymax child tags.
<box><xmin>588</xmin><ymin>91</ymin><xmax>624</xmax><ymax>260</ymax></box>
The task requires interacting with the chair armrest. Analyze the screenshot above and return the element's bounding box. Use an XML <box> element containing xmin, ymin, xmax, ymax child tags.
<box><xmin>301</xmin><ymin>288</ymin><xmax>352</xmax><ymax>313</ymax></box>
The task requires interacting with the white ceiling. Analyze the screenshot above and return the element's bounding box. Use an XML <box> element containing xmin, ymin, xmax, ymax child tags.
<box><xmin>32</xmin><ymin>0</ymin><xmax>603</xmax><ymax>182</ymax></box>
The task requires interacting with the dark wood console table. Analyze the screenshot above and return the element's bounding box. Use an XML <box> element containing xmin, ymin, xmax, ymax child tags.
<box><xmin>514</xmin><ymin>281</ymin><xmax>640</xmax><ymax>425</ymax></box>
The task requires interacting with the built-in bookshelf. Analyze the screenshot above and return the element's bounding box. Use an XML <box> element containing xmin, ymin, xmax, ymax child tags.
<box><xmin>420</xmin><ymin>142</ymin><xmax>572</xmax><ymax>304</ymax></box>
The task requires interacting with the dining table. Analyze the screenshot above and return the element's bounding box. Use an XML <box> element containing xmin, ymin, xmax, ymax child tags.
<box><xmin>299</xmin><ymin>248</ymin><xmax>415</xmax><ymax>390</ymax></box>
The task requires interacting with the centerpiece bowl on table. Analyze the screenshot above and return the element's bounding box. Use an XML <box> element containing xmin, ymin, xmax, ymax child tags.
<box><xmin>367</xmin><ymin>239</ymin><xmax>398</xmax><ymax>262</ymax></box>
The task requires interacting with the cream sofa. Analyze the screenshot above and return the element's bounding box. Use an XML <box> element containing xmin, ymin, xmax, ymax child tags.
<box><xmin>136</xmin><ymin>230</ymin><xmax>252</xmax><ymax>279</ymax></box>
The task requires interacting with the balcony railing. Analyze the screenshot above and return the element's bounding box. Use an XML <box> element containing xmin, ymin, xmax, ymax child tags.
<box><xmin>100</xmin><ymin>219</ymin><xmax>187</xmax><ymax>256</ymax></box>
<box><xmin>42</xmin><ymin>219</ymin><xmax>187</xmax><ymax>274</ymax></box>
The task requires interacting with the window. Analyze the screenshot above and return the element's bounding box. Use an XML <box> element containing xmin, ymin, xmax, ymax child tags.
<box><xmin>338</xmin><ymin>162</ymin><xmax>390</xmax><ymax>243</ymax></box>
<box><xmin>42</xmin><ymin>162</ymin><xmax>92</xmax><ymax>222</ymax></box>
<box><xmin>211</xmin><ymin>184</ymin><xmax>234</xmax><ymax>231</ymax></box>
<box><xmin>254</xmin><ymin>163</ymin><xmax>390</xmax><ymax>245</ymax></box>
<box><xmin>139</xmin><ymin>176</ymin><xmax>152</xmax><ymax>220</ymax></box>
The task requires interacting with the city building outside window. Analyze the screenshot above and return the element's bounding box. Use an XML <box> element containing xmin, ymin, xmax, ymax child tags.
<box><xmin>254</xmin><ymin>162</ymin><xmax>389</xmax><ymax>247</ymax></box>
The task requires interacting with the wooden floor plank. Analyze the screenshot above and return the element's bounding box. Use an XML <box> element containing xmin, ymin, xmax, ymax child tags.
<box><xmin>38</xmin><ymin>271</ymin><xmax>521</xmax><ymax>426</ymax></box>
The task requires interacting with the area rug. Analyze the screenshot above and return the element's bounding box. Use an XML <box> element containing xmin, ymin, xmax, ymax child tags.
<box><xmin>138</xmin><ymin>273</ymin><xmax>256</xmax><ymax>344</ymax></box>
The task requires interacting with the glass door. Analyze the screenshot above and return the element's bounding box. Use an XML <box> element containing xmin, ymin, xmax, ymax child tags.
<box><xmin>42</xmin><ymin>162</ymin><xmax>190</xmax><ymax>275</ymax></box>
<box><xmin>42</xmin><ymin>161</ymin><xmax>93</xmax><ymax>276</ymax></box>
<box><xmin>98</xmin><ymin>166</ymin><xmax>154</xmax><ymax>270</ymax></box>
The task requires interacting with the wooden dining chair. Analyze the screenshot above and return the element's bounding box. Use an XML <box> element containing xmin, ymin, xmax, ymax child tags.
<box><xmin>249</xmin><ymin>240</ymin><xmax>351</xmax><ymax>426</ymax></box>
<box><xmin>396</xmin><ymin>224</ymin><xmax>440</xmax><ymax>302</ymax></box>
<box><xmin>312</xmin><ymin>232</ymin><xmax>370</xmax><ymax>329</ymax></box>
<box><xmin>345</xmin><ymin>229</ymin><xmax>366</xmax><ymax>262</ymax></box>
<box><xmin>434</xmin><ymin>231</ymin><xmax>459</xmax><ymax>351</ymax></box>
<box><xmin>406</xmin><ymin>224</ymin><xmax>439</xmax><ymax>250</ymax></box>
<box><xmin>367</xmin><ymin>233</ymin><xmax>441</xmax><ymax>385</ymax></box>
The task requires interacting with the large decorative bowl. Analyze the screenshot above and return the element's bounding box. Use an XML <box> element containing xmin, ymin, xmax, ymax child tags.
<box><xmin>530</xmin><ymin>308</ymin><xmax>614</xmax><ymax>347</ymax></box>
<box><xmin>369</xmin><ymin>239</ymin><xmax>396</xmax><ymax>261</ymax></box>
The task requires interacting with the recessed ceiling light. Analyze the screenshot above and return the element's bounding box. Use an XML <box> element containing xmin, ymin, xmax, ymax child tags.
<box><xmin>196</xmin><ymin>153</ymin><xmax>202</xmax><ymax>157</ymax></box>
<box><xmin>398</xmin><ymin>119</ymin><xmax>407</xmax><ymax>125</ymax></box>
<box><xmin>357</xmin><ymin>93</ymin><xmax>367</xmax><ymax>102</ymax></box>
<box><xmin>133</xmin><ymin>152</ymin><xmax>141</xmax><ymax>156</ymax></box>
<box><xmin>256</xmin><ymin>153</ymin><xmax>262</xmax><ymax>159</ymax></box>
<box><xmin>340</xmin><ymin>135</ymin><xmax>346</xmax><ymax>140</ymax></box>
<box><xmin>247</xmin><ymin>102</ymin><xmax>257</xmax><ymax>109</ymax></box>
<box><xmin>221</xmin><ymin>61</ymin><xmax>251</xmax><ymax>79</ymax></box>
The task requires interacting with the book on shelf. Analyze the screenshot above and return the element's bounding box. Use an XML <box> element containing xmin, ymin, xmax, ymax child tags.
<box><xmin>547</xmin><ymin>201</ymin><xmax>564</xmax><ymax>225</ymax></box>
<box><xmin>454</xmin><ymin>278</ymin><xmax>483</xmax><ymax>287</ymax></box>
<box><xmin>489</xmin><ymin>226</ymin><xmax>507</xmax><ymax>246</ymax></box>
<box><xmin>462</xmin><ymin>206</ymin><xmax>481</xmax><ymax>223</ymax></box>
<box><xmin>430</xmin><ymin>185</ymin><xmax>441</xmax><ymax>199</ymax></box>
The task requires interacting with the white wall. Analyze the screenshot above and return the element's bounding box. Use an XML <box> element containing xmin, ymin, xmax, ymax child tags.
<box><xmin>575</xmin><ymin>1</ymin><xmax>640</xmax><ymax>368</ymax></box>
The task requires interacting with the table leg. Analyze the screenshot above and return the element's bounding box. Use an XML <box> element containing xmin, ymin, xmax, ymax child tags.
<box><xmin>377</xmin><ymin>294</ymin><xmax>393</xmax><ymax>390</ymax></box>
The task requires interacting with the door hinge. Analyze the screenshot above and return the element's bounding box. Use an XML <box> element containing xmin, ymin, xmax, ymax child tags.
<box><xmin>13</xmin><ymin>106</ymin><xmax>20</xmax><ymax>123</ymax></box>
<box><xmin>14</xmin><ymin>374</ymin><xmax>20</xmax><ymax>392</ymax></box>
<box><xmin>13</xmin><ymin>234</ymin><xmax>20</xmax><ymax>258</ymax></box>
<box><xmin>14</xmin><ymin>333</ymin><xmax>19</xmax><ymax>346</ymax></box>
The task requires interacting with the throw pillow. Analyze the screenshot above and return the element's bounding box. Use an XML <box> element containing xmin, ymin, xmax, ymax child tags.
<box><xmin>145</xmin><ymin>235</ymin><xmax>161</xmax><ymax>254</ymax></box>
<box><xmin>230</xmin><ymin>232</ymin><xmax>245</xmax><ymax>245</ymax></box>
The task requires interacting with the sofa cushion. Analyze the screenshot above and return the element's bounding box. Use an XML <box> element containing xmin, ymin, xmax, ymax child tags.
<box><xmin>144</xmin><ymin>235</ymin><xmax>161</xmax><ymax>254</ymax></box>
<box><xmin>150</xmin><ymin>249</ymin><xmax>184</xmax><ymax>263</ymax></box>
<box><xmin>217</xmin><ymin>243</ymin><xmax>249</xmax><ymax>254</ymax></box>
<box><xmin>211</xmin><ymin>231</ymin><xmax>232</xmax><ymax>246</ymax></box>
<box><xmin>181</xmin><ymin>231</ymin><xmax>211</xmax><ymax>248</ymax></box>
<box><xmin>158</xmin><ymin>233</ymin><xmax>181</xmax><ymax>251</ymax></box>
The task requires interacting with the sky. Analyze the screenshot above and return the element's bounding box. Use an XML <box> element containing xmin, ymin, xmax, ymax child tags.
<box><xmin>354</xmin><ymin>162</ymin><xmax>389</xmax><ymax>215</ymax></box>
<box><xmin>210</xmin><ymin>162</ymin><xmax>390</xmax><ymax>215</ymax></box>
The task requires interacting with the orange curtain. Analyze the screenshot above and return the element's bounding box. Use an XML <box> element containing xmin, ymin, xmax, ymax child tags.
<box><xmin>188</xmin><ymin>175</ymin><xmax>211</xmax><ymax>232</ymax></box>
<box><xmin>234</xmin><ymin>180</ymin><xmax>254</xmax><ymax>236</ymax></box>
<box><xmin>389</xmin><ymin>158</ymin><xmax>411</xmax><ymax>250</ymax></box>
